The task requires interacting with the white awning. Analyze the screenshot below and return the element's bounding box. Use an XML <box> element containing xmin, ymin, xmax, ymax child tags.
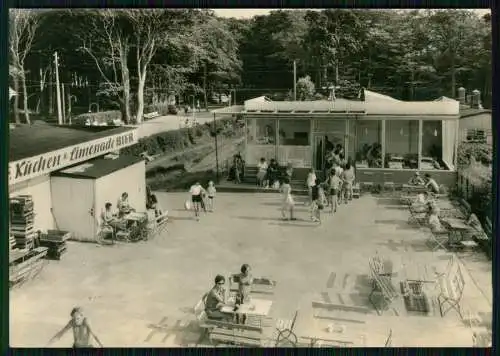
<box><xmin>211</xmin><ymin>105</ymin><xmax>245</xmax><ymax>115</ymax></box>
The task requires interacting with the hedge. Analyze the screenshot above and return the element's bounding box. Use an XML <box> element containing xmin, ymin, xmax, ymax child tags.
<box><xmin>121</xmin><ymin>118</ymin><xmax>236</xmax><ymax>156</ymax></box>
<box><xmin>457</xmin><ymin>142</ymin><xmax>492</xmax><ymax>166</ymax></box>
<box><xmin>73</xmin><ymin>110</ymin><xmax>122</xmax><ymax>125</ymax></box>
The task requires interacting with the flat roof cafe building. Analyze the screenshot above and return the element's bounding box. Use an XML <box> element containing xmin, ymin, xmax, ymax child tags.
<box><xmin>217</xmin><ymin>91</ymin><xmax>460</xmax><ymax>186</ymax></box>
<box><xmin>9</xmin><ymin>125</ymin><xmax>146</xmax><ymax>241</ymax></box>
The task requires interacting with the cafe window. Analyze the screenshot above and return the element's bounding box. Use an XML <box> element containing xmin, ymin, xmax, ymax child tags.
<box><xmin>278</xmin><ymin>119</ymin><xmax>310</xmax><ymax>146</ymax></box>
<box><xmin>385</xmin><ymin>120</ymin><xmax>418</xmax><ymax>169</ymax></box>
<box><xmin>355</xmin><ymin>120</ymin><xmax>382</xmax><ymax>168</ymax></box>
<box><xmin>421</xmin><ymin>121</ymin><xmax>444</xmax><ymax>170</ymax></box>
<box><xmin>247</xmin><ymin>118</ymin><xmax>276</xmax><ymax>145</ymax></box>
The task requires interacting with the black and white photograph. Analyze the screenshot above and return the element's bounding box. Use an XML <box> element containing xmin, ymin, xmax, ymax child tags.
<box><xmin>8</xmin><ymin>8</ymin><xmax>493</xmax><ymax>348</ymax></box>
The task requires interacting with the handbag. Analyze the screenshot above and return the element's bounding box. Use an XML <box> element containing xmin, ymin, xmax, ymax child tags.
<box><xmin>184</xmin><ymin>200</ymin><xmax>191</xmax><ymax>210</ymax></box>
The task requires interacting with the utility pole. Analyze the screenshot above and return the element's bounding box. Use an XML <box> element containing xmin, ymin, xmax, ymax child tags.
<box><xmin>61</xmin><ymin>84</ymin><xmax>66</xmax><ymax>124</ymax></box>
<box><xmin>213</xmin><ymin>112</ymin><xmax>219</xmax><ymax>183</ymax></box>
<box><xmin>48</xmin><ymin>66</ymin><xmax>53</xmax><ymax>115</ymax></box>
<box><xmin>203</xmin><ymin>63</ymin><xmax>208</xmax><ymax>111</ymax></box>
<box><xmin>54</xmin><ymin>51</ymin><xmax>62</xmax><ymax>125</ymax></box>
<box><xmin>293</xmin><ymin>60</ymin><xmax>297</xmax><ymax>101</ymax></box>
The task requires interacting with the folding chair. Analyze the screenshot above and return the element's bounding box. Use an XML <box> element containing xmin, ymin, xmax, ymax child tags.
<box><xmin>274</xmin><ymin>310</ymin><xmax>299</xmax><ymax>346</ymax></box>
<box><xmin>437</xmin><ymin>263</ymin><xmax>465</xmax><ymax>319</ymax></box>
<box><xmin>146</xmin><ymin>210</ymin><xmax>169</xmax><ymax>240</ymax></box>
<box><xmin>408</xmin><ymin>205</ymin><xmax>428</xmax><ymax>226</ymax></box>
<box><xmin>384</xmin><ymin>329</ymin><xmax>393</xmax><ymax>347</ymax></box>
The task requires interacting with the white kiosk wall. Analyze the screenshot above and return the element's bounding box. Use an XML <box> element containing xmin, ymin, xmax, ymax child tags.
<box><xmin>94</xmin><ymin>160</ymin><xmax>147</xmax><ymax>221</ymax></box>
<box><xmin>50</xmin><ymin>176</ymin><xmax>96</xmax><ymax>241</ymax></box>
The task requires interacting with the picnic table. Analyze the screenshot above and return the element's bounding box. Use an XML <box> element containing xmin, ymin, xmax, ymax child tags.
<box><xmin>402</xmin><ymin>184</ymin><xmax>427</xmax><ymax>194</ymax></box>
<box><xmin>220</xmin><ymin>297</ymin><xmax>273</xmax><ymax>317</ymax></box>
<box><xmin>293</xmin><ymin>312</ymin><xmax>473</xmax><ymax>347</ymax></box>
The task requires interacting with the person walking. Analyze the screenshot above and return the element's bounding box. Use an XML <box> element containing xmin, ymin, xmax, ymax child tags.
<box><xmin>306</xmin><ymin>169</ymin><xmax>317</xmax><ymax>206</ymax></box>
<box><xmin>189</xmin><ymin>182</ymin><xmax>206</xmax><ymax>221</ymax></box>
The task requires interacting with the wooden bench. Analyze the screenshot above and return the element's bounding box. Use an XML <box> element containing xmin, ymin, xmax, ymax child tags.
<box><xmin>369</xmin><ymin>256</ymin><xmax>399</xmax><ymax>315</ymax></box>
<box><xmin>143</xmin><ymin>111</ymin><xmax>160</xmax><ymax>120</ymax></box>
<box><xmin>207</xmin><ymin>319</ymin><xmax>264</xmax><ymax>347</ymax></box>
<box><xmin>436</xmin><ymin>260</ymin><xmax>465</xmax><ymax>319</ymax></box>
<box><xmin>311</xmin><ymin>301</ymin><xmax>371</xmax><ymax>321</ymax></box>
<box><xmin>229</xmin><ymin>274</ymin><xmax>276</xmax><ymax>295</ymax></box>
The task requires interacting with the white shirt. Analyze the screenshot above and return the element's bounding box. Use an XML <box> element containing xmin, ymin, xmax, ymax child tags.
<box><xmin>257</xmin><ymin>161</ymin><xmax>268</xmax><ymax>173</ymax></box>
<box><xmin>335</xmin><ymin>166</ymin><xmax>343</xmax><ymax>176</ymax></box>
<box><xmin>190</xmin><ymin>184</ymin><xmax>203</xmax><ymax>195</ymax></box>
<box><xmin>306</xmin><ymin>173</ymin><xmax>317</xmax><ymax>187</ymax></box>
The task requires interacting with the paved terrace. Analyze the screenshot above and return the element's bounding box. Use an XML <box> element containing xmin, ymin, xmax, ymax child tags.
<box><xmin>10</xmin><ymin>192</ymin><xmax>492</xmax><ymax>347</ymax></box>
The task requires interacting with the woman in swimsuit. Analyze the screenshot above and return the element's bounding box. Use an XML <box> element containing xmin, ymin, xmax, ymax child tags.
<box><xmin>48</xmin><ymin>307</ymin><xmax>103</xmax><ymax>348</ymax></box>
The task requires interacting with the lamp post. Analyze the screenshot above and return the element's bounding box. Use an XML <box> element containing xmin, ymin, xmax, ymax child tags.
<box><xmin>229</xmin><ymin>89</ymin><xmax>236</xmax><ymax>106</ymax></box>
<box><xmin>189</xmin><ymin>94</ymin><xmax>195</xmax><ymax>125</ymax></box>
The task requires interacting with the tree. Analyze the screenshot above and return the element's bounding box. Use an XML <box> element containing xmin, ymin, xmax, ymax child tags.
<box><xmin>76</xmin><ymin>9</ymin><xmax>133</xmax><ymax>123</ymax></box>
<box><xmin>296</xmin><ymin>75</ymin><xmax>315</xmax><ymax>100</ymax></box>
<box><xmin>9</xmin><ymin>9</ymin><xmax>40</xmax><ymax>124</ymax></box>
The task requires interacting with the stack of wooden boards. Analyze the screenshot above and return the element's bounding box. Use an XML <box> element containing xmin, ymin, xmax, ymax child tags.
<box><xmin>10</xmin><ymin>195</ymin><xmax>35</xmax><ymax>250</ymax></box>
<box><xmin>9</xmin><ymin>195</ymin><xmax>48</xmax><ymax>288</ymax></box>
<box><xmin>39</xmin><ymin>230</ymin><xmax>71</xmax><ymax>260</ymax></box>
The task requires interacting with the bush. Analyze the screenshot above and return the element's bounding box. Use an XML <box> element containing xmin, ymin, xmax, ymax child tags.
<box><xmin>145</xmin><ymin>103</ymin><xmax>178</xmax><ymax>116</ymax></box>
<box><xmin>457</xmin><ymin>142</ymin><xmax>492</xmax><ymax>167</ymax></box>
<box><xmin>73</xmin><ymin>110</ymin><xmax>122</xmax><ymax>125</ymax></box>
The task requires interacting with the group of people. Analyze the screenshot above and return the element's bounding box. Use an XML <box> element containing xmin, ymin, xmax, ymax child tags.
<box><xmin>100</xmin><ymin>192</ymin><xmax>137</xmax><ymax>233</ymax></box>
<box><xmin>205</xmin><ymin>264</ymin><xmax>253</xmax><ymax>325</ymax></box>
<box><xmin>256</xmin><ymin>158</ymin><xmax>293</xmax><ymax>190</ymax></box>
<box><xmin>188</xmin><ymin>181</ymin><xmax>217</xmax><ymax>220</ymax></box>
<box><xmin>408</xmin><ymin>171</ymin><xmax>441</xmax><ymax>194</ymax></box>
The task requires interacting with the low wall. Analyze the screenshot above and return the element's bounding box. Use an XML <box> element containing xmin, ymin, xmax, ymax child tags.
<box><xmin>356</xmin><ymin>168</ymin><xmax>457</xmax><ymax>188</ymax></box>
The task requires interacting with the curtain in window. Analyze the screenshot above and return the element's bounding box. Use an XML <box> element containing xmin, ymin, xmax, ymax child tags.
<box><xmin>442</xmin><ymin>120</ymin><xmax>458</xmax><ymax>170</ymax></box>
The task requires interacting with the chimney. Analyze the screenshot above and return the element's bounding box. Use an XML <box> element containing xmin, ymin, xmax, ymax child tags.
<box><xmin>471</xmin><ymin>89</ymin><xmax>482</xmax><ymax>109</ymax></box>
<box><xmin>457</xmin><ymin>87</ymin><xmax>466</xmax><ymax>104</ymax></box>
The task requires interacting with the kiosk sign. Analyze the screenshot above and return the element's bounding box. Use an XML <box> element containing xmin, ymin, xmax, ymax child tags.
<box><xmin>9</xmin><ymin>130</ymin><xmax>138</xmax><ymax>185</ymax></box>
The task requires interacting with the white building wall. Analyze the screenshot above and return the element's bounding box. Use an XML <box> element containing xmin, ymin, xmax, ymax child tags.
<box><xmin>50</xmin><ymin>176</ymin><xmax>96</xmax><ymax>241</ymax></box>
<box><xmin>94</xmin><ymin>161</ymin><xmax>147</xmax><ymax>220</ymax></box>
<box><xmin>9</xmin><ymin>174</ymin><xmax>54</xmax><ymax>233</ymax></box>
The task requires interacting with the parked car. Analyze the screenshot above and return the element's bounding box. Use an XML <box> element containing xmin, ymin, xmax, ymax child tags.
<box><xmin>220</xmin><ymin>94</ymin><xmax>229</xmax><ymax>104</ymax></box>
<box><xmin>140</xmin><ymin>152</ymin><xmax>155</xmax><ymax>163</ymax></box>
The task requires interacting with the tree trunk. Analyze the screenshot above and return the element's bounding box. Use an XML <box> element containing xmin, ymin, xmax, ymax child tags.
<box><xmin>335</xmin><ymin>62</ymin><xmax>339</xmax><ymax>86</ymax></box>
<box><xmin>22</xmin><ymin>71</ymin><xmax>30</xmax><ymax>124</ymax></box>
<box><xmin>48</xmin><ymin>66</ymin><xmax>53</xmax><ymax>115</ymax></box>
<box><xmin>203</xmin><ymin>62</ymin><xmax>208</xmax><ymax>110</ymax></box>
<box><xmin>450</xmin><ymin>67</ymin><xmax>456</xmax><ymax>99</ymax></box>
<box><xmin>119</xmin><ymin>44</ymin><xmax>131</xmax><ymax>124</ymax></box>
<box><xmin>13</xmin><ymin>75</ymin><xmax>20</xmax><ymax>124</ymax></box>
<box><xmin>136</xmin><ymin>68</ymin><xmax>147</xmax><ymax>124</ymax></box>
<box><xmin>410</xmin><ymin>70</ymin><xmax>415</xmax><ymax>100</ymax></box>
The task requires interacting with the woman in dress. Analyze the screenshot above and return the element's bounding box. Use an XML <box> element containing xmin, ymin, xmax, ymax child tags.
<box><xmin>280</xmin><ymin>177</ymin><xmax>296</xmax><ymax>221</ymax></box>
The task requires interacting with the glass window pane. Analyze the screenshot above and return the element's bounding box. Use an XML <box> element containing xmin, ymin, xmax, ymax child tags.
<box><xmin>422</xmin><ymin>121</ymin><xmax>444</xmax><ymax>170</ymax></box>
<box><xmin>385</xmin><ymin>120</ymin><xmax>419</xmax><ymax>169</ymax></box>
<box><xmin>356</xmin><ymin>121</ymin><xmax>382</xmax><ymax>168</ymax></box>
<box><xmin>248</xmin><ymin>119</ymin><xmax>276</xmax><ymax>145</ymax></box>
<box><xmin>278</xmin><ymin>119</ymin><xmax>310</xmax><ymax>146</ymax></box>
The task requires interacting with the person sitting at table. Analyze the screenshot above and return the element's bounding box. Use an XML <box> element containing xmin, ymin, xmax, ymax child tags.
<box><xmin>408</xmin><ymin>172</ymin><xmax>425</xmax><ymax>186</ymax></box>
<box><xmin>205</xmin><ymin>275</ymin><xmax>234</xmax><ymax>322</ymax></box>
<box><xmin>101</xmin><ymin>203</ymin><xmax>126</xmax><ymax>236</ymax></box>
<box><xmin>424</xmin><ymin>173</ymin><xmax>440</xmax><ymax>194</ymax></box>
<box><xmin>117</xmin><ymin>192</ymin><xmax>135</xmax><ymax>217</ymax></box>
<box><xmin>427</xmin><ymin>201</ymin><xmax>445</xmax><ymax>232</ymax></box>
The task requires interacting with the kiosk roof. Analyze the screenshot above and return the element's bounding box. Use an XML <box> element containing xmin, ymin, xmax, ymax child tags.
<box><xmin>52</xmin><ymin>155</ymin><xmax>144</xmax><ymax>179</ymax></box>
<box><xmin>9</xmin><ymin>124</ymin><xmax>136</xmax><ymax>161</ymax></box>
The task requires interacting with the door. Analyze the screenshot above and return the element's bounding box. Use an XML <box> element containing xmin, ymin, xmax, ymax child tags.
<box><xmin>313</xmin><ymin>135</ymin><xmax>324</xmax><ymax>171</ymax></box>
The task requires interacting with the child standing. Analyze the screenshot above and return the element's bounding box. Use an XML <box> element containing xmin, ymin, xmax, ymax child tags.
<box><xmin>306</xmin><ymin>169</ymin><xmax>316</xmax><ymax>206</ymax></box>
<box><xmin>310</xmin><ymin>179</ymin><xmax>324</xmax><ymax>223</ymax></box>
<box><xmin>206</xmin><ymin>181</ymin><xmax>217</xmax><ymax>212</ymax></box>
<box><xmin>341</xmin><ymin>162</ymin><xmax>355</xmax><ymax>204</ymax></box>
<box><xmin>280</xmin><ymin>177</ymin><xmax>296</xmax><ymax>221</ymax></box>
<box><xmin>48</xmin><ymin>307</ymin><xmax>103</xmax><ymax>348</ymax></box>
<box><xmin>328</xmin><ymin>169</ymin><xmax>343</xmax><ymax>213</ymax></box>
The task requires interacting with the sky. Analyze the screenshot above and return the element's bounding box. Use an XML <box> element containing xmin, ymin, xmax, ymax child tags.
<box><xmin>213</xmin><ymin>9</ymin><xmax>490</xmax><ymax>19</ymax></box>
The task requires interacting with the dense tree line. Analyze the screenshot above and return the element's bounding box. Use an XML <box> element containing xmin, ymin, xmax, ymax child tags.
<box><xmin>9</xmin><ymin>9</ymin><xmax>491</xmax><ymax>124</ymax></box>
